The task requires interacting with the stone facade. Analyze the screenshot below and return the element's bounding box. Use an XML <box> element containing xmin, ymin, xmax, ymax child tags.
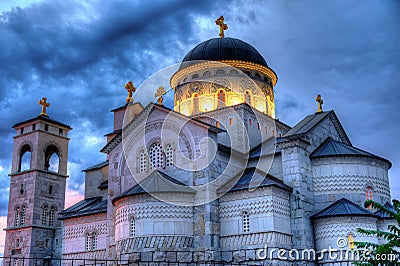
<box><xmin>4</xmin><ymin>116</ymin><xmax>71</xmax><ymax>265</ymax></box>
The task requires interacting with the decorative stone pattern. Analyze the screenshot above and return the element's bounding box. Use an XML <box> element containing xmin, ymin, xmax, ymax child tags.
<box><xmin>314</xmin><ymin>216</ymin><xmax>378</xmax><ymax>249</ymax></box>
<box><xmin>62</xmin><ymin>249</ymin><xmax>106</xmax><ymax>260</ymax></box>
<box><xmin>63</xmin><ymin>220</ymin><xmax>107</xmax><ymax>240</ymax></box>
<box><xmin>117</xmin><ymin>235</ymin><xmax>193</xmax><ymax>254</ymax></box>
<box><xmin>220</xmin><ymin>231</ymin><xmax>292</xmax><ymax>249</ymax></box>
<box><xmin>314</xmin><ymin>216</ymin><xmax>378</xmax><ymax>265</ymax></box>
<box><xmin>115</xmin><ymin>196</ymin><xmax>193</xmax><ymax>241</ymax></box>
<box><xmin>62</xmin><ymin>214</ymin><xmax>107</xmax><ymax>254</ymax></box>
<box><xmin>312</xmin><ymin>156</ymin><xmax>391</xmax><ymax>207</ymax></box>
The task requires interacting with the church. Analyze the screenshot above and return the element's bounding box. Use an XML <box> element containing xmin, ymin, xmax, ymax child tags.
<box><xmin>4</xmin><ymin>17</ymin><xmax>395</xmax><ymax>265</ymax></box>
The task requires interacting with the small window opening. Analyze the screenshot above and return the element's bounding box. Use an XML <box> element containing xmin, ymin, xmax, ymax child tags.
<box><xmin>243</xmin><ymin>211</ymin><xmax>250</xmax><ymax>233</ymax></box>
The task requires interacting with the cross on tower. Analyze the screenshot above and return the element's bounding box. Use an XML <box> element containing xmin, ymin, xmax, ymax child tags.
<box><xmin>316</xmin><ymin>94</ymin><xmax>323</xmax><ymax>113</ymax></box>
<box><xmin>38</xmin><ymin>97</ymin><xmax>50</xmax><ymax>116</ymax></box>
<box><xmin>155</xmin><ymin>86</ymin><xmax>166</xmax><ymax>106</ymax></box>
<box><xmin>125</xmin><ymin>81</ymin><xmax>136</xmax><ymax>103</ymax></box>
<box><xmin>215</xmin><ymin>16</ymin><xmax>228</xmax><ymax>38</ymax></box>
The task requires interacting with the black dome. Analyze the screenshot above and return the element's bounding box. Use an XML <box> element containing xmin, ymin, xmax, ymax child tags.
<box><xmin>182</xmin><ymin>37</ymin><xmax>268</xmax><ymax>67</ymax></box>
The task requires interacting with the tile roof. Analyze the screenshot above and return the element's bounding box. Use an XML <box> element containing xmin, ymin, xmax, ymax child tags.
<box><xmin>282</xmin><ymin>111</ymin><xmax>351</xmax><ymax>145</ymax></box>
<box><xmin>249</xmin><ymin>137</ymin><xmax>280</xmax><ymax>159</ymax></box>
<box><xmin>82</xmin><ymin>160</ymin><xmax>109</xmax><ymax>172</ymax></box>
<box><xmin>217</xmin><ymin>168</ymin><xmax>292</xmax><ymax>194</ymax></box>
<box><xmin>310</xmin><ymin>137</ymin><xmax>392</xmax><ymax>167</ymax></box>
<box><xmin>112</xmin><ymin>170</ymin><xmax>195</xmax><ymax>204</ymax></box>
<box><xmin>312</xmin><ymin>198</ymin><xmax>377</xmax><ymax>219</ymax></box>
<box><xmin>59</xmin><ymin>196</ymin><xmax>107</xmax><ymax>219</ymax></box>
<box><xmin>13</xmin><ymin>115</ymin><xmax>72</xmax><ymax>129</ymax></box>
<box><xmin>284</xmin><ymin>111</ymin><xmax>331</xmax><ymax>138</ymax></box>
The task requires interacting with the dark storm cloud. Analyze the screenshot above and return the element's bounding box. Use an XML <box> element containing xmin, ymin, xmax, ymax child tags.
<box><xmin>0</xmin><ymin>0</ymin><xmax>223</xmax><ymax>213</ymax></box>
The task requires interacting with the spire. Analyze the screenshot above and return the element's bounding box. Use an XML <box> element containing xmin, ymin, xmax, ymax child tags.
<box><xmin>215</xmin><ymin>16</ymin><xmax>228</xmax><ymax>38</ymax></box>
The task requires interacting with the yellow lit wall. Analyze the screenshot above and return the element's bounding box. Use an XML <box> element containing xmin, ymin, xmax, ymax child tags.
<box><xmin>174</xmin><ymin>90</ymin><xmax>274</xmax><ymax>117</ymax></box>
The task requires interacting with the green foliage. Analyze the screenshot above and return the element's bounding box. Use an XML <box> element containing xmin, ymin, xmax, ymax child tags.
<box><xmin>353</xmin><ymin>199</ymin><xmax>400</xmax><ymax>266</ymax></box>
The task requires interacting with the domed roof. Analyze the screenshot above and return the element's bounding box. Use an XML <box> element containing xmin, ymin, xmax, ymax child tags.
<box><xmin>182</xmin><ymin>37</ymin><xmax>268</xmax><ymax>67</ymax></box>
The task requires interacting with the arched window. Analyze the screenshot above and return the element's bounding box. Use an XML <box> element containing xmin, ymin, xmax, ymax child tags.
<box><xmin>20</xmin><ymin>184</ymin><xmax>24</xmax><ymax>195</ymax></box>
<box><xmin>165</xmin><ymin>145</ymin><xmax>173</xmax><ymax>167</ymax></box>
<box><xmin>229</xmin><ymin>118</ymin><xmax>234</xmax><ymax>126</ymax></box>
<box><xmin>366</xmin><ymin>187</ymin><xmax>373</xmax><ymax>209</ymax></box>
<box><xmin>216</xmin><ymin>121</ymin><xmax>221</xmax><ymax>128</ymax></box>
<box><xmin>245</xmin><ymin>91</ymin><xmax>252</xmax><ymax>105</ymax></box>
<box><xmin>92</xmin><ymin>233</ymin><xmax>97</xmax><ymax>250</ymax></box>
<box><xmin>139</xmin><ymin>150</ymin><xmax>147</xmax><ymax>173</ymax></box>
<box><xmin>49</xmin><ymin>206</ymin><xmax>56</xmax><ymax>226</ymax></box>
<box><xmin>19</xmin><ymin>145</ymin><xmax>32</xmax><ymax>172</ymax></box>
<box><xmin>85</xmin><ymin>232</ymin><xmax>97</xmax><ymax>250</ymax></box>
<box><xmin>14</xmin><ymin>206</ymin><xmax>20</xmax><ymax>226</ymax></box>
<box><xmin>85</xmin><ymin>234</ymin><xmax>91</xmax><ymax>251</ymax></box>
<box><xmin>44</xmin><ymin>145</ymin><xmax>60</xmax><ymax>172</ymax></box>
<box><xmin>242</xmin><ymin>211</ymin><xmax>250</xmax><ymax>233</ymax></box>
<box><xmin>192</xmin><ymin>93</ymin><xmax>199</xmax><ymax>115</ymax></box>
<box><xmin>42</xmin><ymin>205</ymin><xmax>48</xmax><ymax>225</ymax></box>
<box><xmin>249</xmin><ymin>118</ymin><xmax>253</xmax><ymax>127</ymax></box>
<box><xmin>130</xmin><ymin>217</ymin><xmax>136</xmax><ymax>237</ymax></box>
<box><xmin>20</xmin><ymin>206</ymin><xmax>26</xmax><ymax>225</ymax></box>
<box><xmin>217</xmin><ymin>90</ymin><xmax>226</xmax><ymax>109</ymax></box>
<box><xmin>149</xmin><ymin>143</ymin><xmax>164</xmax><ymax>169</ymax></box>
<box><xmin>366</xmin><ymin>187</ymin><xmax>373</xmax><ymax>201</ymax></box>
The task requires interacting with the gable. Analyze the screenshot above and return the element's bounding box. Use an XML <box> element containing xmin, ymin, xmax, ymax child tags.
<box><xmin>283</xmin><ymin>110</ymin><xmax>351</xmax><ymax>146</ymax></box>
<box><xmin>101</xmin><ymin>103</ymin><xmax>223</xmax><ymax>154</ymax></box>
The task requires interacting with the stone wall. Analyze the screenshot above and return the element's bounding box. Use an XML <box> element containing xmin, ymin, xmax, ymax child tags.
<box><xmin>312</xmin><ymin>156</ymin><xmax>391</xmax><ymax>211</ymax></box>
<box><xmin>313</xmin><ymin>216</ymin><xmax>378</xmax><ymax>265</ymax></box>
<box><xmin>62</xmin><ymin>213</ymin><xmax>107</xmax><ymax>255</ymax></box>
<box><xmin>114</xmin><ymin>195</ymin><xmax>193</xmax><ymax>241</ymax></box>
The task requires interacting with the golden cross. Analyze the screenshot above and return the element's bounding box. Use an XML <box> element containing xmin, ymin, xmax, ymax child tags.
<box><xmin>125</xmin><ymin>81</ymin><xmax>136</xmax><ymax>103</ymax></box>
<box><xmin>38</xmin><ymin>97</ymin><xmax>50</xmax><ymax>116</ymax></box>
<box><xmin>316</xmin><ymin>94</ymin><xmax>323</xmax><ymax>113</ymax></box>
<box><xmin>155</xmin><ymin>86</ymin><xmax>166</xmax><ymax>105</ymax></box>
<box><xmin>215</xmin><ymin>16</ymin><xmax>228</xmax><ymax>38</ymax></box>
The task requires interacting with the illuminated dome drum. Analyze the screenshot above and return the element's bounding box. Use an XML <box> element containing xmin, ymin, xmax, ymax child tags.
<box><xmin>170</xmin><ymin>37</ymin><xmax>278</xmax><ymax>118</ymax></box>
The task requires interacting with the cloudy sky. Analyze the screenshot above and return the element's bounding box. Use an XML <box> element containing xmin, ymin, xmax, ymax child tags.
<box><xmin>0</xmin><ymin>0</ymin><xmax>399</xmax><ymax>253</ymax></box>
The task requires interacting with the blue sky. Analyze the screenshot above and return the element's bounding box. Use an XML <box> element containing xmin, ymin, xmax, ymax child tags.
<box><xmin>0</xmin><ymin>0</ymin><xmax>399</xmax><ymax>227</ymax></box>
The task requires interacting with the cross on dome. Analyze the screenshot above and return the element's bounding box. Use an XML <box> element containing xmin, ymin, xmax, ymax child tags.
<box><xmin>215</xmin><ymin>16</ymin><xmax>228</xmax><ymax>38</ymax></box>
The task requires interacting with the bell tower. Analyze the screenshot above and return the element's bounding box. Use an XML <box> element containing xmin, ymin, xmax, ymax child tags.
<box><xmin>4</xmin><ymin>98</ymin><xmax>72</xmax><ymax>263</ymax></box>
